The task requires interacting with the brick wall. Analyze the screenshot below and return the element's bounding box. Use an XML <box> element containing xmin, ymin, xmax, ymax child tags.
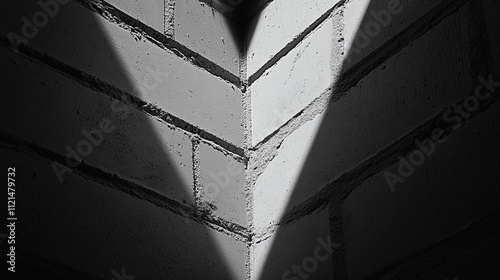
<box><xmin>1</xmin><ymin>0</ymin><xmax>246</xmax><ymax>279</ymax></box>
<box><xmin>1</xmin><ymin>0</ymin><xmax>499</xmax><ymax>279</ymax></box>
<box><xmin>246</xmin><ymin>0</ymin><xmax>500</xmax><ymax>279</ymax></box>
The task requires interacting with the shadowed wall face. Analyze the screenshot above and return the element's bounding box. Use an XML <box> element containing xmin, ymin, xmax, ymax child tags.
<box><xmin>1</xmin><ymin>0</ymin><xmax>246</xmax><ymax>279</ymax></box>
<box><xmin>244</xmin><ymin>0</ymin><xmax>500</xmax><ymax>279</ymax></box>
<box><xmin>1</xmin><ymin>0</ymin><xmax>500</xmax><ymax>279</ymax></box>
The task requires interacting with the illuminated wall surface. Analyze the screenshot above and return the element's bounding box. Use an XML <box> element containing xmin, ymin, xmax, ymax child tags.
<box><xmin>1</xmin><ymin>0</ymin><xmax>500</xmax><ymax>279</ymax></box>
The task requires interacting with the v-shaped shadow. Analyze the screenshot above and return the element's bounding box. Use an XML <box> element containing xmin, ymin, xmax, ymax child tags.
<box><xmin>2</xmin><ymin>0</ymin><xmax>499</xmax><ymax>279</ymax></box>
<box><xmin>0</xmin><ymin>0</ymin><xmax>240</xmax><ymax>279</ymax></box>
<box><xmin>253</xmin><ymin>0</ymin><xmax>500</xmax><ymax>279</ymax></box>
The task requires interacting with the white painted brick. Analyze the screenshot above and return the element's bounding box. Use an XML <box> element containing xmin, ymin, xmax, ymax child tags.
<box><xmin>249</xmin><ymin>14</ymin><xmax>343</xmax><ymax>145</ymax></box>
<box><xmin>252</xmin><ymin>209</ymin><xmax>334</xmax><ymax>280</ymax></box>
<box><xmin>199</xmin><ymin>142</ymin><xmax>247</xmax><ymax>226</ymax></box>
<box><xmin>107</xmin><ymin>0</ymin><xmax>164</xmax><ymax>33</ymax></box>
<box><xmin>1</xmin><ymin>148</ymin><xmax>246</xmax><ymax>279</ymax></box>
<box><xmin>252</xmin><ymin>13</ymin><xmax>472</xmax><ymax>232</ymax></box>
<box><xmin>246</xmin><ymin>0</ymin><xmax>338</xmax><ymax>77</ymax></box>
<box><xmin>343</xmin><ymin>0</ymin><xmax>440</xmax><ymax>68</ymax></box>
<box><xmin>343</xmin><ymin>100</ymin><xmax>500</xmax><ymax>279</ymax></box>
<box><xmin>0</xmin><ymin>0</ymin><xmax>243</xmax><ymax>146</ymax></box>
<box><xmin>174</xmin><ymin>0</ymin><xmax>240</xmax><ymax>75</ymax></box>
<box><xmin>0</xmin><ymin>50</ymin><xmax>194</xmax><ymax>206</ymax></box>
<box><xmin>252</xmin><ymin>113</ymin><xmax>325</xmax><ymax>232</ymax></box>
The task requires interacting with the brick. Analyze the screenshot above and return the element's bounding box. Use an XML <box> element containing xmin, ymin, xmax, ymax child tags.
<box><xmin>246</xmin><ymin>0</ymin><xmax>338</xmax><ymax>77</ymax></box>
<box><xmin>343</xmin><ymin>0</ymin><xmax>440</xmax><ymax>68</ymax></box>
<box><xmin>342</xmin><ymin>100</ymin><xmax>500</xmax><ymax>279</ymax></box>
<box><xmin>2</xmin><ymin>0</ymin><xmax>498</xmax><ymax>278</ymax></box>
<box><xmin>174</xmin><ymin>0</ymin><xmax>240</xmax><ymax>75</ymax></box>
<box><xmin>252</xmin><ymin>12</ymin><xmax>472</xmax><ymax>232</ymax></box>
<box><xmin>249</xmin><ymin>13</ymin><xmax>343</xmax><ymax>145</ymax></box>
<box><xmin>106</xmin><ymin>0</ymin><xmax>164</xmax><ymax>33</ymax></box>
<box><xmin>0</xmin><ymin>0</ymin><xmax>243</xmax><ymax>146</ymax></box>
<box><xmin>1</xmin><ymin>148</ymin><xmax>246</xmax><ymax>279</ymax></box>
<box><xmin>252</xmin><ymin>113</ymin><xmax>325</xmax><ymax>232</ymax></box>
<box><xmin>0</xmin><ymin>49</ymin><xmax>194</xmax><ymax>206</ymax></box>
<box><xmin>252</xmin><ymin>209</ymin><xmax>334</xmax><ymax>280</ymax></box>
<box><xmin>199</xmin><ymin>142</ymin><xmax>247</xmax><ymax>226</ymax></box>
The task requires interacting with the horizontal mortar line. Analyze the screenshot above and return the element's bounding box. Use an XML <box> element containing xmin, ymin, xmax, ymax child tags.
<box><xmin>250</xmin><ymin>0</ymin><xmax>471</xmax><ymax>151</ymax></box>
<box><xmin>269</xmin><ymin>84</ymin><xmax>500</xmax><ymax>234</ymax></box>
<box><xmin>75</xmin><ymin>0</ymin><xmax>242</xmax><ymax>87</ymax></box>
<box><xmin>253</xmin><ymin>224</ymin><xmax>279</xmax><ymax>244</ymax></box>
<box><xmin>247</xmin><ymin>0</ymin><xmax>478</xmax><ymax>236</ymax></box>
<box><xmin>195</xmin><ymin>134</ymin><xmax>247</xmax><ymax>163</ymax></box>
<box><xmin>334</xmin><ymin>0</ymin><xmax>471</xmax><ymax>92</ymax></box>
<box><xmin>367</xmin><ymin>210</ymin><xmax>500</xmax><ymax>279</ymax></box>
<box><xmin>18</xmin><ymin>252</ymin><xmax>106</xmax><ymax>280</ymax></box>
<box><xmin>189</xmin><ymin>138</ymin><xmax>250</xmax><ymax>239</ymax></box>
<box><xmin>247</xmin><ymin>0</ymin><xmax>348</xmax><ymax>86</ymax></box>
<box><xmin>0</xmin><ymin>37</ymin><xmax>245</xmax><ymax>159</ymax></box>
<box><xmin>249</xmin><ymin>83</ymin><xmax>332</xmax><ymax>152</ymax></box>
<box><xmin>0</xmin><ymin>132</ymin><xmax>251</xmax><ymax>241</ymax></box>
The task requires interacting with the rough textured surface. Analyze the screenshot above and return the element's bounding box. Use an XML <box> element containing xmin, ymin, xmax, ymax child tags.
<box><xmin>0</xmin><ymin>0</ymin><xmax>244</xmax><ymax>147</ymax></box>
<box><xmin>343</xmin><ymin>99</ymin><xmax>500</xmax><ymax>279</ymax></box>
<box><xmin>343</xmin><ymin>0</ymin><xmax>439</xmax><ymax>69</ymax></box>
<box><xmin>4</xmin><ymin>148</ymin><xmax>246</xmax><ymax>280</ymax></box>
<box><xmin>249</xmin><ymin>13</ymin><xmax>344</xmax><ymax>145</ymax></box>
<box><xmin>199</xmin><ymin>142</ymin><xmax>247</xmax><ymax>226</ymax></box>
<box><xmin>251</xmin><ymin>12</ymin><xmax>472</xmax><ymax>233</ymax></box>
<box><xmin>251</xmin><ymin>209</ymin><xmax>333</xmax><ymax>280</ymax></box>
<box><xmin>106</xmin><ymin>0</ymin><xmax>165</xmax><ymax>33</ymax></box>
<box><xmin>0</xmin><ymin>50</ymin><xmax>195</xmax><ymax>206</ymax></box>
<box><xmin>246</xmin><ymin>0</ymin><xmax>340</xmax><ymax>78</ymax></box>
<box><xmin>1</xmin><ymin>0</ymin><xmax>499</xmax><ymax>278</ymax></box>
<box><xmin>174</xmin><ymin>0</ymin><xmax>241</xmax><ymax>75</ymax></box>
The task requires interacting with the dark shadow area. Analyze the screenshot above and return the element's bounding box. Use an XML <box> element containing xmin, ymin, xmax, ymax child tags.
<box><xmin>231</xmin><ymin>0</ymin><xmax>271</xmax><ymax>23</ymax></box>
<box><xmin>256</xmin><ymin>0</ymin><xmax>500</xmax><ymax>279</ymax></box>
<box><xmin>1</xmin><ymin>0</ymin><xmax>499</xmax><ymax>279</ymax></box>
<box><xmin>224</xmin><ymin>14</ymin><xmax>260</xmax><ymax>55</ymax></box>
<box><xmin>213</xmin><ymin>0</ymin><xmax>265</xmax><ymax>54</ymax></box>
<box><xmin>0</xmin><ymin>1</ymin><xmax>237</xmax><ymax>279</ymax></box>
<box><xmin>220</xmin><ymin>0</ymin><xmax>263</xmax><ymax>54</ymax></box>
